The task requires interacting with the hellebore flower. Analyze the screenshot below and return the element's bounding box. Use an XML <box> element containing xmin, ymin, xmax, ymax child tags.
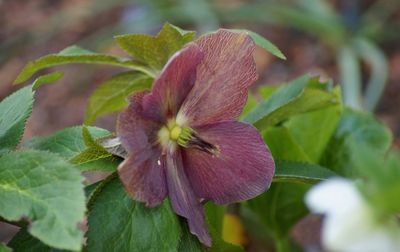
<box><xmin>306</xmin><ymin>178</ymin><xmax>400</xmax><ymax>252</ymax></box>
<box><xmin>117</xmin><ymin>30</ymin><xmax>275</xmax><ymax>246</ymax></box>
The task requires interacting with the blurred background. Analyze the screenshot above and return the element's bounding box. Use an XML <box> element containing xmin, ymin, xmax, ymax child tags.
<box><xmin>1</xmin><ymin>0</ymin><xmax>400</xmax><ymax>250</ymax></box>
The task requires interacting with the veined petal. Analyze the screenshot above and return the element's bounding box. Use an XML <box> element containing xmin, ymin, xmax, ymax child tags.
<box><xmin>165</xmin><ymin>147</ymin><xmax>211</xmax><ymax>246</ymax></box>
<box><xmin>183</xmin><ymin>121</ymin><xmax>274</xmax><ymax>204</ymax></box>
<box><xmin>118</xmin><ymin>148</ymin><xmax>167</xmax><ymax>207</ymax></box>
<box><xmin>178</xmin><ymin>30</ymin><xmax>257</xmax><ymax>126</ymax></box>
<box><xmin>142</xmin><ymin>43</ymin><xmax>203</xmax><ymax>122</ymax></box>
<box><xmin>117</xmin><ymin>92</ymin><xmax>160</xmax><ymax>154</ymax></box>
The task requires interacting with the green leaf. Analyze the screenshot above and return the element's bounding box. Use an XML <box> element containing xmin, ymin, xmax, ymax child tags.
<box><xmin>321</xmin><ymin>108</ymin><xmax>392</xmax><ymax>176</ymax></box>
<box><xmin>230</xmin><ymin>29</ymin><xmax>286</xmax><ymax>60</ymax></box>
<box><xmin>243</xmin><ymin>75</ymin><xmax>338</xmax><ymax>130</ymax></box>
<box><xmin>284</xmin><ymin>87</ymin><xmax>342</xmax><ymax>162</ymax></box>
<box><xmin>115</xmin><ymin>23</ymin><xmax>196</xmax><ymax>71</ymax></box>
<box><xmin>0</xmin><ymin>243</ymin><xmax>11</xmax><ymax>252</ymax></box>
<box><xmin>0</xmin><ymin>150</ymin><xmax>85</xmax><ymax>251</ymax></box>
<box><xmin>273</xmin><ymin>160</ymin><xmax>337</xmax><ymax>184</ymax></box>
<box><xmin>87</xmin><ymin>177</ymin><xmax>182</xmax><ymax>252</ymax></box>
<box><xmin>0</xmin><ymin>86</ymin><xmax>34</xmax><ymax>156</ymax></box>
<box><xmin>31</xmin><ymin>72</ymin><xmax>64</xmax><ymax>90</ymax></box>
<box><xmin>23</xmin><ymin>126</ymin><xmax>119</xmax><ymax>172</ymax></box>
<box><xmin>8</xmin><ymin>228</ymin><xmax>62</xmax><ymax>252</ymax></box>
<box><xmin>85</xmin><ymin>72</ymin><xmax>152</xmax><ymax>124</ymax></box>
<box><xmin>14</xmin><ymin>45</ymin><xmax>153</xmax><ymax>84</ymax></box>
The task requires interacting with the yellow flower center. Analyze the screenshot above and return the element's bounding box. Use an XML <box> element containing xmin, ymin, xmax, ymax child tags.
<box><xmin>157</xmin><ymin>119</ymin><xmax>192</xmax><ymax>148</ymax></box>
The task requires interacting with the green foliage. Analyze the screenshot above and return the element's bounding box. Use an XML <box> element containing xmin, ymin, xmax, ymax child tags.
<box><xmin>85</xmin><ymin>72</ymin><xmax>152</xmax><ymax>124</ymax></box>
<box><xmin>0</xmin><ymin>243</ymin><xmax>11</xmax><ymax>252</ymax></box>
<box><xmin>87</xmin><ymin>177</ymin><xmax>182</xmax><ymax>252</ymax></box>
<box><xmin>115</xmin><ymin>23</ymin><xmax>195</xmax><ymax>72</ymax></box>
<box><xmin>14</xmin><ymin>45</ymin><xmax>152</xmax><ymax>84</ymax></box>
<box><xmin>229</xmin><ymin>29</ymin><xmax>286</xmax><ymax>60</ymax></box>
<box><xmin>0</xmin><ymin>150</ymin><xmax>85</xmax><ymax>251</ymax></box>
<box><xmin>8</xmin><ymin>228</ymin><xmax>62</xmax><ymax>252</ymax></box>
<box><xmin>273</xmin><ymin>160</ymin><xmax>336</xmax><ymax>184</ymax></box>
<box><xmin>0</xmin><ymin>86</ymin><xmax>34</xmax><ymax>156</ymax></box>
<box><xmin>24</xmin><ymin>126</ymin><xmax>119</xmax><ymax>171</ymax></box>
<box><xmin>243</xmin><ymin>75</ymin><xmax>339</xmax><ymax>130</ymax></box>
<box><xmin>32</xmin><ymin>71</ymin><xmax>64</xmax><ymax>90</ymax></box>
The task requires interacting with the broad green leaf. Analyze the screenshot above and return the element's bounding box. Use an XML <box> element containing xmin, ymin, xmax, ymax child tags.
<box><xmin>8</xmin><ymin>228</ymin><xmax>61</xmax><ymax>252</ymax></box>
<box><xmin>178</xmin><ymin>222</ymin><xmax>204</xmax><ymax>252</ymax></box>
<box><xmin>284</xmin><ymin>87</ymin><xmax>342</xmax><ymax>162</ymax></box>
<box><xmin>14</xmin><ymin>45</ymin><xmax>153</xmax><ymax>84</ymax></box>
<box><xmin>115</xmin><ymin>23</ymin><xmax>196</xmax><ymax>71</ymax></box>
<box><xmin>230</xmin><ymin>29</ymin><xmax>286</xmax><ymax>60</ymax></box>
<box><xmin>243</xmin><ymin>75</ymin><xmax>338</xmax><ymax>130</ymax></box>
<box><xmin>31</xmin><ymin>71</ymin><xmax>64</xmax><ymax>90</ymax></box>
<box><xmin>273</xmin><ymin>160</ymin><xmax>336</xmax><ymax>184</ymax></box>
<box><xmin>246</xmin><ymin>183</ymin><xmax>309</xmax><ymax>238</ymax></box>
<box><xmin>321</xmin><ymin>108</ymin><xmax>392</xmax><ymax>176</ymax></box>
<box><xmin>24</xmin><ymin>126</ymin><xmax>119</xmax><ymax>171</ymax></box>
<box><xmin>0</xmin><ymin>150</ymin><xmax>85</xmax><ymax>251</ymax></box>
<box><xmin>264</xmin><ymin>127</ymin><xmax>310</xmax><ymax>162</ymax></box>
<box><xmin>85</xmin><ymin>72</ymin><xmax>152</xmax><ymax>124</ymax></box>
<box><xmin>0</xmin><ymin>86</ymin><xmax>34</xmax><ymax>156</ymax></box>
<box><xmin>0</xmin><ymin>243</ymin><xmax>11</xmax><ymax>252</ymax></box>
<box><xmin>87</xmin><ymin>177</ymin><xmax>181</xmax><ymax>252</ymax></box>
<box><xmin>241</xmin><ymin>85</ymin><xmax>279</xmax><ymax>118</ymax></box>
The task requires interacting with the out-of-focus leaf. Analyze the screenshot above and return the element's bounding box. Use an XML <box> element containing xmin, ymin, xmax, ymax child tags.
<box><xmin>264</xmin><ymin>127</ymin><xmax>310</xmax><ymax>162</ymax></box>
<box><xmin>0</xmin><ymin>86</ymin><xmax>33</xmax><ymax>156</ymax></box>
<box><xmin>355</xmin><ymin>38</ymin><xmax>388</xmax><ymax>111</ymax></box>
<box><xmin>8</xmin><ymin>228</ymin><xmax>62</xmax><ymax>252</ymax></box>
<box><xmin>32</xmin><ymin>71</ymin><xmax>64</xmax><ymax>90</ymax></box>
<box><xmin>0</xmin><ymin>150</ymin><xmax>85</xmax><ymax>251</ymax></box>
<box><xmin>285</xmin><ymin>87</ymin><xmax>342</xmax><ymax>162</ymax></box>
<box><xmin>24</xmin><ymin>126</ymin><xmax>119</xmax><ymax>171</ymax></box>
<box><xmin>0</xmin><ymin>243</ymin><xmax>11</xmax><ymax>252</ymax></box>
<box><xmin>273</xmin><ymin>160</ymin><xmax>337</xmax><ymax>184</ymax></box>
<box><xmin>14</xmin><ymin>45</ymin><xmax>153</xmax><ymax>84</ymax></box>
<box><xmin>115</xmin><ymin>23</ymin><xmax>195</xmax><ymax>71</ymax></box>
<box><xmin>85</xmin><ymin>72</ymin><xmax>152</xmax><ymax>124</ymax></box>
<box><xmin>243</xmin><ymin>75</ymin><xmax>338</xmax><ymax>130</ymax></box>
<box><xmin>230</xmin><ymin>29</ymin><xmax>286</xmax><ymax>60</ymax></box>
<box><xmin>321</xmin><ymin>108</ymin><xmax>392</xmax><ymax>176</ymax></box>
<box><xmin>86</xmin><ymin>177</ymin><xmax>181</xmax><ymax>252</ymax></box>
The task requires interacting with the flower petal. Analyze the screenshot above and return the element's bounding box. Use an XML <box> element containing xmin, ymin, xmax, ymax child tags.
<box><xmin>178</xmin><ymin>30</ymin><xmax>257</xmax><ymax>126</ymax></box>
<box><xmin>165</xmin><ymin>147</ymin><xmax>211</xmax><ymax>246</ymax></box>
<box><xmin>118</xmin><ymin>148</ymin><xmax>167</xmax><ymax>207</ymax></box>
<box><xmin>142</xmin><ymin>43</ymin><xmax>204</xmax><ymax>122</ymax></box>
<box><xmin>117</xmin><ymin>92</ymin><xmax>160</xmax><ymax>154</ymax></box>
<box><xmin>183</xmin><ymin>121</ymin><xmax>274</xmax><ymax>204</ymax></box>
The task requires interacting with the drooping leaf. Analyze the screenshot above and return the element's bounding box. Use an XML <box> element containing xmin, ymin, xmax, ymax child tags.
<box><xmin>0</xmin><ymin>150</ymin><xmax>85</xmax><ymax>251</ymax></box>
<box><xmin>115</xmin><ymin>23</ymin><xmax>196</xmax><ymax>71</ymax></box>
<box><xmin>31</xmin><ymin>71</ymin><xmax>64</xmax><ymax>90</ymax></box>
<box><xmin>14</xmin><ymin>45</ymin><xmax>153</xmax><ymax>84</ymax></box>
<box><xmin>23</xmin><ymin>126</ymin><xmax>119</xmax><ymax>171</ymax></box>
<box><xmin>85</xmin><ymin>72</ymin><xmax>152</xmax><ymax>124</ymax></box>
<box><xmin>0</xmin><ymin>86</ymin><xmax>34</xmax><ymax>156</ymax></box>
<box><xmin>321</xmin><ymin>108</ymin><xmax>392</xmax><ymax>176</ymax></box>
<box><xmin>273</xmin><ymin>160</ymin><xmax>336</xmax><ymax>184</ymax></box>
<box><xmin>86</xmin><ymin>177</ymin><xmax>182</xmax><ymax>252</ymax></box>
<box><xmin>243</xmin><ymin>75</ymin><xmax>338</xmax><ymax>130</ymax></box>
<box><xmin>230</xmin><ymin>29</ymin><xmax>286</xmax><ymax>60</ymax></box>
<box><xmin>8</xmin><ymin>228</ymin><xmax>62</xmax><ymax>252</ymax></box>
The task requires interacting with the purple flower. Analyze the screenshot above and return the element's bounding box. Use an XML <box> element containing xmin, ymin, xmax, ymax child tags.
<box><xmin>117</xmin><ymin>30</ymin><xmax>275</xmax><ymax>246</ymax></box>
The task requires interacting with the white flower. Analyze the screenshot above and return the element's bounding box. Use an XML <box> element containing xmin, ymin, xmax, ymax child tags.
<box><xmin>305</xmin><ymin>178</ymin><xmax>400</xmax><ymax>252</ymax></box>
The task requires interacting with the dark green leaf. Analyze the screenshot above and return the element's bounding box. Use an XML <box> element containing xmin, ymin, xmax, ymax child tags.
<box><xmin>115</xmin><ymin>23</ymin><xmax>195</xmax><ymax>71</ymax></box>
<box><xmin>85</xmin><ymin>72</ymin><xmax>152</xmax><ymax>124</ymax></box>
<box><xmin>32</xmin><ymin>72</ymin><xmax>64</xmax><ymax>90</ymax></box>
<box><xmin>0</xmin><ymin>86</ymin><xmax>34</xmax><ymax>156</ymax></box>
<box><xmin>273</xmin><ymin>160</ymin><xmax>336</xmax><ymax>184</ymax></box>
<box><xmin>87</xmin><ymin>177</ymin><xmax>181</xmax><ymax>252</ymax></box>
<box><xmin>0</xmin><ymin>150</ymin><xmax>85</xmax><ymax>251</ymax></box>
<box><xmin>243</xmin><ymin>75</ymin><xmax>338</xmax><ymax>130</ymax></box>
<box><xmin>8</xmin><ymin>228</ymin><xmax>63</xmax><ymax>252</ymax></box>
<box><xmin>230</xmin><ymin>29</ymin><xmax>286</xmax><ymax>60</ymax></box>
<box><xmin>23</xmin><ymin>126</ymin><xmax>119</xmax><ymax>171</ymax></box>
<box><xmin>14</xmin><ymin>45</ymin><xmax>153</xmax><ymax>84</ymax></box>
